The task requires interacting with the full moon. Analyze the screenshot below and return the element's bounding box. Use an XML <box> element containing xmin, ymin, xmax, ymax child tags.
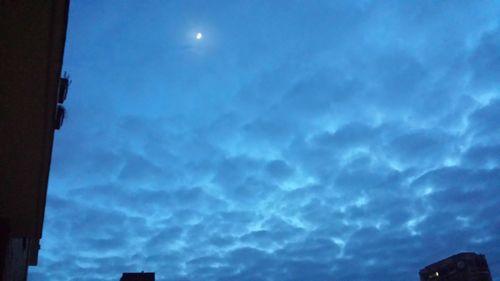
<box><xmin>196</xmin><ymin>32</ymin><xmax>203</xmax><ymax>40</ymax></box>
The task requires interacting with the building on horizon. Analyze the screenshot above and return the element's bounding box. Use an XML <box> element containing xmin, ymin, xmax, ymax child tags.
<box><xmin>120</xmin><ymin>272</ymin><xmax>155</xmax><ymax>281</ymax></box>
<box><xmin>0</xmin><ymin>1</ymin><xmax>70</xmax><ymax>281</ymax></box>
<box><xmin>419</xmin><ymin>252</ymin><xmax>492</xmax><ymax>281</ymax></box>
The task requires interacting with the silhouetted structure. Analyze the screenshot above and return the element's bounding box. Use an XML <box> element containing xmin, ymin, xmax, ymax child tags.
<box><xmin>419</xmin><ymin>252</ymin><xmax>492</xmax><ymax>281</ymax></box>
<box><xmin>120</xmin><ymin>272</ymin><xmax>155</xmax><ymax>281</ymax></box>
<box><xmin>0</xmin><ymin>1</ymin><xmax>69</xmax><ymax>281</ymax></box>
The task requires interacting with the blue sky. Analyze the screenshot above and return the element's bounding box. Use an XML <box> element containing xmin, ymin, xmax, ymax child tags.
<box><xmin>30</xmin><ymin>1</ymin><xmax>500</xmax><ymax>281</ymax></box>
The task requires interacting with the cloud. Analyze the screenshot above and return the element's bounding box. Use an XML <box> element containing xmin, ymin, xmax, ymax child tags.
<box><xmin>468</xmin><ymin>99</ymin><xmax>500</xmax><ymax>143</ymax></box>
<box><xmin>31</xmin><ymin>1</ymin><xmax>500</xmax><ymax>281</ymax></box>
<box><xmin>469</xmin><ymin>27</ymin><xmax>500</xmax><ymax>92</ymax></box>
<box><xmin>463</xmin><ymin>144</ymin><xmax>500</xmax><ymax>168</ymax></box>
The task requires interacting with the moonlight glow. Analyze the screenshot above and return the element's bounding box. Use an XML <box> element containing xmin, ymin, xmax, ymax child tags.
<box><xmin>196</xmin><ymin>32</ymin><xmax>203</xmax><ymax>40</ymax></box>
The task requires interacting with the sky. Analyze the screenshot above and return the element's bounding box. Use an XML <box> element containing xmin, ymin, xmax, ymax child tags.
<box><xmin>29</xmin><ymin>1</ymin><xmax>500</xmax><ymax>281</ymax></box>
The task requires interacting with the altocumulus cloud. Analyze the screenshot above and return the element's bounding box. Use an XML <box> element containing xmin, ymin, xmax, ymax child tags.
<box><xmin>30</xmin><ymin>1</ymin><xmax>500</xmax><ymax>281</ymax></box>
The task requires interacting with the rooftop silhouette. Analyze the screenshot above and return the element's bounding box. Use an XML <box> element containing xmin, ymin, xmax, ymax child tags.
<box><xmin>120</xmin><ymin>272</ymin><xmax>155</xmax><ymax>281</ymax></box>
<box><xmin>419</xmin><ymin>252</ymin><xmax>492</xmax><ymax>281</ymax></box>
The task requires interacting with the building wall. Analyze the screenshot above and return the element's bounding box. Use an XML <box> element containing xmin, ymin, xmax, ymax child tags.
<box><xmin>0</xmin><ymin>0</ymin><xmax>68</xmax><ymax>239</ymax></box>
<box><xmin>2</xmin><ymin>238</ymin><xmax>30</xmax><ymax>281</ymax></box>
<box><xmin>419</xmin><ymin>252</ymin><xmax>492</xmax><ymax>281</ymax></box>
<box><xmin>0</xmin><ymin>1</ymin><xmax>69</xmax><ymax>281</ymax></box>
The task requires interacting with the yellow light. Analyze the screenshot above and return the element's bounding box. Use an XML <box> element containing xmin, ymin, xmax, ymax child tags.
<box><xmin>435</xmin><ymin>272</ymin><xmax>439</xmax><ymax>277</ymax></box>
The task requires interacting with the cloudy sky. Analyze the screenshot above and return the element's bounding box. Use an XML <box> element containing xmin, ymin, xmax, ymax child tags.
<box><xmin>29</xmin><ymin>1</ymin><xmax>500</xmax><ymax>281</ymax></box>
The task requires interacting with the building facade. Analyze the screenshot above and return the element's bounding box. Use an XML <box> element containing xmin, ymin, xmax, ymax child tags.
<box><xmin>0</xmin><ymin>1</ymin><xmax>70</xmax><ymax>280</ymax></box>
<box><xmin>419</xmin><ymin>252</ymin><xmax>493</xmax><ymax>281</ymax></box>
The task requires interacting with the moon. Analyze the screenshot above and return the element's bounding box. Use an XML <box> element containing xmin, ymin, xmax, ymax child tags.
<box><xmin>196</xmin><ymin>32</ymin><xmax>203</xmax><ymax>40</ymax></box>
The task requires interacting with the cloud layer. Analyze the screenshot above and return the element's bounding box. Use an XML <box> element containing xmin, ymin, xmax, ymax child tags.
<box><xmin>30</xmin><ymin>1</ymin><xmax>500</xmax><ymax>281</ymax></box>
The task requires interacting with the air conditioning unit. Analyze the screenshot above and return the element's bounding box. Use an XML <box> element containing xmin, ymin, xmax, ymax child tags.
<box><xmin>58</xmin><ymin>72</ymin><xmax>71</xmax><ymax>103</ymax></box>
<box><xmin>54</xmin><ymin>105</ymin><xmax>65</xmax><ymax>130</ymax></box>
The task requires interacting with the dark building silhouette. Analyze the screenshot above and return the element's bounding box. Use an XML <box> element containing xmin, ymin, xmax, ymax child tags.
<box><xmin>0</xmin><ymin>1</ymin><xmax>70</xmax><ymax>281</ymax></box>
<box><xmin>121</xmin><ymin>272</ymin><xmax>155</xmax><ymax>281</ymax></box>
<box><xmin>419</xmin><ymin>252</ymin><xmax>492</xmax><ymax>281</ymax></box>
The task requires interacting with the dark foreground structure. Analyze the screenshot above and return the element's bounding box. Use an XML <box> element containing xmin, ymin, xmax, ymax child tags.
<box><xmin>121</xmin><ymin>272</ymin><xmax>155</xmax><ymax>281</ymax></box>
<box><xmin>419</xmin><ymin>252</ymin><xmax>492</xmax><ymax>281</ymax></box>
<box><xmin>0</xmin><ymin>1</ymin><xmax>70</xmax><ymax>281</ymax></box>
